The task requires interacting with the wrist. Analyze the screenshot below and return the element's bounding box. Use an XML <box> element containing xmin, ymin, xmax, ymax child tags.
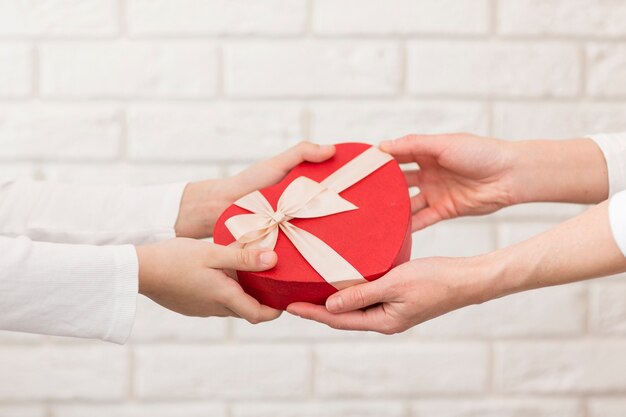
<box><xmin>509</xmin><ymin>139</ymin><xmax>608</xmax><ymax>204</ymax></box>
<box><xmin>462</xmin><ymin>247</ymin><xmax>532</xmax><ymax>305</ymax></box>
<box><xmin>136</xmin><ymin>245</ymin><xmax>157</xmax><ymax>297</ymax></box>
<box><xmin>175</xmin><ymin>180</ymin><xmax>224</xmax><ymax>238</ymax></box>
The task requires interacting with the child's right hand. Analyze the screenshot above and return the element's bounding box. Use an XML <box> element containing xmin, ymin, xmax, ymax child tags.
<box><xmin>135</xmin><ymin>238</ymin><xmax>281</xmax><ymax>323</ymax></box>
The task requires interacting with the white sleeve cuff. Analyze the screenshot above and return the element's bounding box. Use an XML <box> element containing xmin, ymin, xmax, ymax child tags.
<box><xmin>588</xmin><ymin>133</ymin><xmax>626</xmax><ymax>197</ymax></box>
<box><xmin>106</xmin><ymin>245</ymin><xmax>139</xmax><ymax>344</ymax></box>
<box><xmin>608</xmin><ymin>190</ymin><xmax>626</xmax><ymax>258</ymax></box>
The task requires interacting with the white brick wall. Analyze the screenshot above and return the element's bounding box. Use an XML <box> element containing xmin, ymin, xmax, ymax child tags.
<box><xmin>1</xmin><ymin>1</ymin><xmax>626</xmax><ymax>416</ymax></box>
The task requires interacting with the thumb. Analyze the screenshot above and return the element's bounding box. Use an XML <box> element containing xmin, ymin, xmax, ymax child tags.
<box><xmin>380</xmin><ymin>134</ymin><xmax>445</xmax><ymax>162</ymax></box>
<box><xmin>325</xmin><ymin>281</ymin><xmax>382</xmax><ymax>313</ymax></box>
<box><xmin>208</xmin><ymin>245</ymin><xmax>278</xmax><ymax>272</ymax></box>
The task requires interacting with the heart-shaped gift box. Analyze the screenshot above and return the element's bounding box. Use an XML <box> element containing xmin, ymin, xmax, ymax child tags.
<box><xmin>214</xmin><ymin>142</ymin><xmax>412</xmax><ymax>310</ymax></box>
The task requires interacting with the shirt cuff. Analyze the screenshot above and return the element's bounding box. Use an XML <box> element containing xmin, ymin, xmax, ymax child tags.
<box><xmin>105</xmin><ymin>244</ymin><xmax>139</xmax><ymax>344</ymax></box>
<box><xmin>588</xmin><ymin>133</ymin><xmax>626</xmax><ymax>197</ymax></box>
<box><xmin>608</xmin><ymin>190</ymin><xmax>626</xmax><ymax>259</ymax></box>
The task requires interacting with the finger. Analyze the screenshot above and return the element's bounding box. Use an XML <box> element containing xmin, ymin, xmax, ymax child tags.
<box><xmin>219</xmin><ymin>278</ymin><xmax>282</xmax><ymax>324</ymax></box>
<box><xmin>287</xmin><ymin>302</ymin><xmax>391</xmax><ymax>332</ymax></box>
<box><xmin>207</xmin><ymin>244</ymin><xmax>278</xmax><ymax>271</ymax></box>
<box><xmin>324</xmin><ymin>279</ymin><xmax>387</xmax><ymax>313</ymax></box>
<box><xmin>380</xmin><ymin>134</ymin><xmax>445</xmax><ymax>158</ymax></box>
<box><xmin>412</xmin><ymin>207</ymin><xmax>443</xmax><ymax>232</ymax></box>
<box><xmin>403</xmin><ymin>170</ymin><xmax>420</xmax><ymax>188</ymax></box>
<box><xmin>262</xmin><ymin>141</ymin><xmax>336</xmax><ymax>175</ymax></box>
<box><xmin>410</xmin><ymin>194</ymin><xmax>427</xmax><ymax>214</ymax></box>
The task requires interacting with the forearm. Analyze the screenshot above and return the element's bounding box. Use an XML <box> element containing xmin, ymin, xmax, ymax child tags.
<box><xmin>509</xmin><ymin>138</ymin><xmax>608</xmax><ymax>205</ymax></box>
<box><xmin>479</xmin><ymin>200</ymin><xmax>626</xmax><ymax>302</ymax></box>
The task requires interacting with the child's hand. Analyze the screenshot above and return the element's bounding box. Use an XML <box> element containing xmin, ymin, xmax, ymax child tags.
<box><xmin>174</xmin><ymin>141</ymin><xmax>336</xmax><ymax>238</ymax></box>
<box><xmin>136</xmin><ymin>238</ymin><xmax>280</xmax><ymax>323</ymax></box>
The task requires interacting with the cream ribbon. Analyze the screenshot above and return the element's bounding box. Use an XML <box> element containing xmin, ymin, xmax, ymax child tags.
<box><xmin>225</xmin><ymin>147</ymin><xmax>393</xmax><ymax>289</ymax></box>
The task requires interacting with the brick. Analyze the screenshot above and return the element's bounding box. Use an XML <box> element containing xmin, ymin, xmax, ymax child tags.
<box><xmin>411</xmin><ymin>398</ymin><xmax>583</xmax><ymax>417</ymax></box>
<box><xmin>589</xmin><ymin>282</ymin><xmax>626</xmax><ymax>334</ymax></box>
<box><xmin>0</xmin><ymin>345</ymin><xmax>128</xmax><ymax>400</ymax></box>
<box><xmin>408</xmin><ymin>41</ymin><xmax>579</xmax><ymax>97</ymax></box>
<box><xmin>493</xmin><ymin>102</ymin><xmax>626</xmax><ymax>140</ymax></box>
<box><xmin>0</xmin><ymin>44</ymin><xmax>32</xmax><ymax>97</ymax></box>
<box><xmin>587</xmin><ymin>43</ymin><xmax>626</xmax><ymax>98</ymax></box>
<box><xmin>224</xmin><ymin>41</ymin><xmax>401</xmax><ymax>97</ymax></box>
<box><xmin>497</xmin><ymin>221</ymin><xmax>560</xmax><ymax>248</ymax></box>
<box><xmin>494</xmin><ymin>341</ymin><xmax>626</xmax><ymax>393</ymax></box>
<box><xmin>52</xmin><ymin>403</ymin><xmax>226</xmax><ymax>417</ymax></box>
<box><xmin>134</xmin><ymin>344</ymin><xmax>310</xmax><ymax>399</ymax></box>
<box><xmin>41</xmin><ymin>41</ymin><xmax>217</xmax><ymax>98</ymax></box>
<box><xmin>412</xmin><ymin>219</ymin><xmax>496</xmax><ymax>258</ymax></box>
<box><xmin>128</xmin><ymin>0</ymin><xmax>306</xmax><ymax>35</ymax></box>
<box><xmin>313</xmin><ymin>0</ymin><xmax>488</xmax><ymax>35</ymax></box>
<box><xmin>0</xmin><ymin>104</ymin><xmax>120</xmax><ymax>160</ymax></box>
<box><xmin>42</xmin><ymin>163</ymin><xmax>222</xmax><ymax>185</ymax></box>
<box><xmin>498</xmin><ymin>0</ymin><xmax>626</xmax><ymax>36</ymax></box>
<box><xmin>127</xmin><ymin>103</ymin><xmax>303</xmax><ymax>161</ymax></box>
<box><xmin>588</xmin><ymin>398</ymin><xmax>626</xmax><ymax>417</ymax></box>
<box><xmin>0</xmin><ymin>407</ymin><xmax>45</xmax><ymax>417</ymax></box>
<box><xmin>412</xmin><ymin>284</ymin><xmax>586</xmax><ymax>338</ymax></box>
<box><xmin>130</xmin><ymin>296</ymin><xmax>227</xmax><ymax>342</ymax></box>
<box><xmin>315</xmin><ymin>343</ymin><xmax>488</xmax><ymax>397</ymax></box>
<box><xmin>310</xmin><ymin>101</ymin><xmax>489</xmax><ymax>144</ymax></box>
<box><xmin>0</xmin><ymin>0</ymin><xmax>117</xmax><ymax>36</ymax></box>
<box><xmin>233</xmin><ymin>401</ymin><xmax>405</xmax><ymax>417</ymax></box>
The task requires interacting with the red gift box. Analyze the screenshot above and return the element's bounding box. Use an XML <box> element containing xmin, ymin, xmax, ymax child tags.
<box><xmin>214</xmin><ymin>142</ymin><xmax>412</xmax><ymax>310</ymax></box>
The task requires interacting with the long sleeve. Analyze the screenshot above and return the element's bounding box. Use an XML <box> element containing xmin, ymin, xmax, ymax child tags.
<box><xmin>589</xmin><ymin>132</ymin><xmax>626</xmax><ymax>258</ymax></box>
<box><xmin>0</xmin><ymin>180</ymin><xmax>187</xmax><ymax>245</ymax></box>
<box><xmin>0</xmin><ymin>236</ymin><xmax>138</xmax><ymax>343</ymax></box>
<box><xmin>0</xmin><ymin>180</ymin><xmax>187</xmax><ymax>343</ymax></box>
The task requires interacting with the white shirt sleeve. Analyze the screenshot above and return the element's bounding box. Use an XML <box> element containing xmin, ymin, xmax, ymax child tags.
<box><xmin>588</xmin><ymin>132</ymin><xmax>626</xmax><ymax>258</ymax></box>
<box><xmin>0</xmin><ymin>180</ymin><xmax>188</xmax><ymax>343</ymax></box>
<box><xmin>0</xmin><ymin>236</ymin><xmax>138</xmax><ymax>344</ymax></box>
<box><xmin>588</xmin><ymin>132</ymin><xmax>626</xmax><ymax>197</ymax></box>
<box><xmin>0</xmin><ymin>180</ymin><xmax>187</xmax><ymax>245</ymax></box>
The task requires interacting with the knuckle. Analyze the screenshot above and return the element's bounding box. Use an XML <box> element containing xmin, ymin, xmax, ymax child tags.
<box><xmin>236</xmin><ymin>249</ymin><xmax>253</xmax><ymax>268</ymax></box>
<box><xmin>350</xmin><ymin>288</ymin><xmax>367</xmax><ymax>308</ymax></box>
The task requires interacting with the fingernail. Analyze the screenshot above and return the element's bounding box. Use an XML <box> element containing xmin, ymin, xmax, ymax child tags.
<box><xmin>326</xmin><ymin>295</ymin><xmax>343</xmax><ymax>313</ymax></box>
<box><xmin>259</xmin><ymin>251</ymin><xmax>277</xmax><ymax>267</ymax></box>
<box><xmin>320</xmin><ymin>144</ymin><xmax>334</xmax><ymax>151</ymax></box>
<box><xmin>379</xmin><ymin>140</ymin><xmax>392</xmax><ymax>150</ymax></box>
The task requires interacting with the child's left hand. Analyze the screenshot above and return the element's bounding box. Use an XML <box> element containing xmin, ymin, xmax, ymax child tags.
<box><xmin>174</xmin><ymin>141</ymin><xmax>336</xmax><ymax>238</ymax></box>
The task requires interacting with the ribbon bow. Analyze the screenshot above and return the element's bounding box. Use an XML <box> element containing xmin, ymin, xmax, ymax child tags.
<box><xmin>225</xmin><ymin>147</ymin><xmax>393</xmax><ymax>289</ymax></box>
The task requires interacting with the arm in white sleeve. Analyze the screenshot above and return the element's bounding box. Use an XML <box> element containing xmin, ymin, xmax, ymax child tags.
<box><xmin>588</xmin><ymin>132</ymin><xmax>626</xmax><ymax>197</ymax></box>
<box><xmin>0</xmin><ymin>180</ymin><xmax>187</xmax><ymax>245</ymax></box>
<box><xmin>0</xmin><ymin>235</ymin><xmax>137</xmax><ymax>343</ymax></box>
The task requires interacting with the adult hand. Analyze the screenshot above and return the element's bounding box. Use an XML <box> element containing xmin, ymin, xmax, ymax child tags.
<box><xmin>287</xmin><ymin>256</ymin><xmax>489</xmax><ymax>334</ymax></box>
<box><xmin>136</xmin><ymin>238</ymin><xmax>281</xmax><ymax>323</ymax></box>
<box><xmin>288</xmin><ymin>201</ymin><xmax>626</xmax><ymax>334</ymax></box>
<box><xmin>381</xmin><ymin>133</ymin><xmax>518</xmax><ymax>231</ymax></box>
<box><xmin>383</xmin><ymin>133</ymin><xmax>608</xmax><ymax>231</ymax></box>
<box><xmin>174</xmin><ymin>141</ymin><xmax>336</xmax><ymax>238</ymax></box>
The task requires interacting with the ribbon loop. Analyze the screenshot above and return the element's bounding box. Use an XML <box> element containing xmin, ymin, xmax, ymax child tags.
<box><xmin>225</xmin><ymin>146</ymin><xmax>393</xmax><ymax>288</ymax></box>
